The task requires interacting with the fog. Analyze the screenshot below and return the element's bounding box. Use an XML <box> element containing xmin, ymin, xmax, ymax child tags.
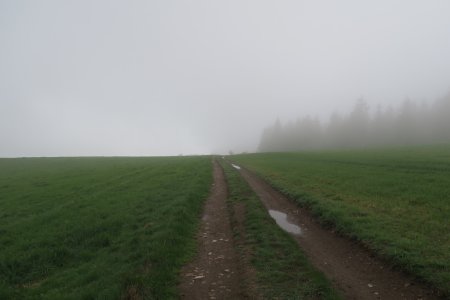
<box><xmin>1</xmin><ymin>1</ymin><xmax>450</xmax><ymax>157</ymax></box>
<box><xmin>260</xmin><ymin>95</ymin><xmax>450</xmax><ymax>151</ymax></box>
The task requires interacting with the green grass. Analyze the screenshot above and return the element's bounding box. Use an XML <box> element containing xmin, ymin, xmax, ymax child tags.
<box><xmin>0</xmin><ymin>156</ymin><xmax>212</xmax><ymax>299</ymax></box>
<box><xmin>220</xmin><ymin>160</ymin><xmax>340</xmax><ymax>299</ymax></box>
<box><xmin>231</xmin><ymin>145</ymin><xmax>450</xmax><ymax>296</ymax></box>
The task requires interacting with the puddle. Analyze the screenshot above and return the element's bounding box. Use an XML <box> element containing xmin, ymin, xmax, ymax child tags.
<box><xmin>268</xmin><ymin>210</ymin><xmax>302</xmax><ymax>235</ymax></box>
<box><xmin>232</xmin><ymin>164</ymin><xmax>241</xmax><ymax>170</ymax></box>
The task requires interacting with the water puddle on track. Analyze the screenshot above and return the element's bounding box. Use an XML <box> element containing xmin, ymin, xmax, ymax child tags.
<box><xmin>268</xmin><ymin>209</ymin><xmax>302</xmax><ymax>235</ymax></box>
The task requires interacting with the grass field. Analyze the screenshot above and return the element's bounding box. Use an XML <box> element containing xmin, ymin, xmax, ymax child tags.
<box><xmin>0</xmin><ymin>157</ymin><xmax>212</xmax><ymax>299</ymax></box>
<box><xmin>232</xmin><ymin>145</ymin><xmax>450</xmax><ymax>296</ymax></box>
<box><xmin>220</xmin><ymin>160</ymin><xmax>339</xmax><ymax>299</ymax></box>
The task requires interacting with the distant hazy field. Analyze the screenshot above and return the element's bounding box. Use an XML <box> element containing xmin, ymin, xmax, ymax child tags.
<box><xmin>0</xmin><ymin>157</ymin><xmax>211</xmax><ymax>299</ymax></box>
<box><xmin>232</xmin><ymin>145</ymin><xmax>450</xmax><ymax>295</ymax></box>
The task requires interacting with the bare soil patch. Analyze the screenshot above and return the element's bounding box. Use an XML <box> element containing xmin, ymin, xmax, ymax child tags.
<box><xmin>237</xmin><ymin>165</ymin><xmax>442</xmax><ymax>300</ymax></box>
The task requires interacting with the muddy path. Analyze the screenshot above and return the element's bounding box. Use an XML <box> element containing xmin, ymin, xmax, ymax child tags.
<box><xmin>235</xmin><ymin>164</ymin><xmax>441</xmax><ymax>300</ymax></box>
<box><xmin>179</xmin><ymin>160</ymin><xmax>247</xmax><ymax>299</ymax></box>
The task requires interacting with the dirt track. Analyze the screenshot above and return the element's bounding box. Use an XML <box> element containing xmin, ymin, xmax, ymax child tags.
<box><xmin>179</xmin><ymin>160</ymin><xmax>441</xmax><ymax>299</ymax></box>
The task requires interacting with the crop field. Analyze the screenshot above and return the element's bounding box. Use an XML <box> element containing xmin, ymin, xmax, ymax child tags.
<box><xmin>0</xmin><ymin>157</ymin><xmax>212</xmax><ymax>299</ymax></box>
<box><xmin>232</xmin><ymin>145</ymin><xmax>450</xmax><ymax>296</ymax></box>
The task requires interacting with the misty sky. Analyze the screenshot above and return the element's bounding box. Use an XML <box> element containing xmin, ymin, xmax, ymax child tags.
<box><xmin>2</xmin><ymin>1</ymin><xmax>450</xmax><ymax>157</ymax></box>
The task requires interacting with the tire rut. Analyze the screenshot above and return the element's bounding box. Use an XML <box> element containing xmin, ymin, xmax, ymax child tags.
<box><xmin>179</xmin><ymin>160</ymin><xmax>247</xmax><ymax>299</ymax></box>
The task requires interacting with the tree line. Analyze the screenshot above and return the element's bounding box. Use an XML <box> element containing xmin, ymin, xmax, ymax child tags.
<box><xmin>259</xmin><ymin>93</ymin><xmax>450</xmax><ymax>152</ymax></box>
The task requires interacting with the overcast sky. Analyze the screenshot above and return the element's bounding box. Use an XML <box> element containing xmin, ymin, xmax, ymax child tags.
<box><xmin>1</xmin><ymin>1</ymin><xmax>450</xmax><ymax>157</ymax></box>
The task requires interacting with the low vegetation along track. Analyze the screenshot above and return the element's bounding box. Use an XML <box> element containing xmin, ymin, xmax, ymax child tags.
<box><xmin>180</xmin><ymin>159</ymin><xmax>441</xmax><ymax>299</ymax></box>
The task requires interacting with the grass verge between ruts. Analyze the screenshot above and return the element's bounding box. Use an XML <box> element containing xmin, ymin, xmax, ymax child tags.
<box><xmin>220</xmin><ymin>159</ymin><xmax>340</xmax><ymax>299</ymax></box>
